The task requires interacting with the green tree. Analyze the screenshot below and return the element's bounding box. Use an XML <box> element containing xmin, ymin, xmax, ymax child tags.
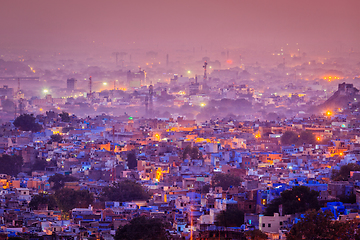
<box><xmin>182</xmin><ymin>145</ymin><xmax>203</xmax><ymax>160</ymax></box>
<box><xmin>127</xmin><ymin>152</ymin><xmax>137</xmax><ymax>169</ymax></box>
<box><xmin>201</xmin><ymin>184</ymin><xmax>211</xmax><ymax>194</ymax></box>
<box><xmin>280</xmin><ymin>131</ymin><xmax>315</xmax><ymax>146</ymax></box>
<box><xmin>55</xmin><ymin>188</ymin><xmax>94</xmax><ymax>212</ymax></box>
<box><xmin>31</xmin><ymin>158</ymin><xmax>47</xmax><ymax>171</ymax></box>
<box><xmin>245</xmin><ymin>229</ymin><xmax>268</xmax><ymax>240</ymax></box>
<box><xmin>48</xmin><ymin>173</ymin><xmax>78</xmax><ymax>190</ymax></box>
<box><xmin>115</xmin><ymin>216</ymin><xmax>169</xmax><ymax>240</ymax></box>
<box><xmin>59</xmin><ymin>111</ymin><xmax>70</xmax><ymax>122</ymax></box>
<box><xmin>29</xmin><ymin>193</ymin><xmax>57</xmax><ymax>210</ymax></box>
<box><xmin>215</xmin><ymin>209</ymin><xmax>244</xmax><ymax>227</ymax></box>
<box><xmin>280</xmin><ymin>131</ymin><xmax>298</xmax><ymax>145</ymax></box>
<box><xmin>287</xmin><ymin>210</ymin><xmax>360</xmax><ymax>240</ymax></box>
<box><xmin>100</xmin><ymin>180</ymin><xmax>151</xmax><ymax>202</ymax></box>
<box><xmin>264</xmin><ymin>186</ymin><xmax>319</xmax><ymax>216</ymax></box>
<box><xmin>182</xmin><ymin>145</ymin><xmax>192</xmax><ymax>160</ymax></box>
<box><xmin>0</xmin><ymin>154</ymin><xmax>23</xmax><ymax>176</ymax></box>
<box><xmin>190</xmin><ymin>146</ymin><xmax>203</xmax><ymax>159</ymax></box>
<box><xmin>46</xmin><ymin>110</ymin><xmax>57</xmax><ymax>119</ymax></box>
<box><xmin>13</xmin><ymin>114</ymin><xmax>42</xmax><ymax>132</ymax></box>
<box><xmin>49</xmin><ymin>134</ymin><xmax>63</xmax><ymax>143</ymax></box>
<box><xmin>212</xmin><ymin>173</ymin><xmax>242</xmax><ymax>190</ymax></box>
<box><xmin>331</xmin><ymin>163</ymin><xmax>360</xmax><ymax>181</ymax></box>
<box><xmin>299</xmin><ymin>131</ymin><xmax>316</xmax><ymax>145</ymax></box>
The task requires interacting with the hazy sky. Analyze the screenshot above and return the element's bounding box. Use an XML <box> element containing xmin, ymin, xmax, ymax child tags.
<box><xmin>1</xmin><ymin>0</ymin><xmax>360</xmax><ymax>51</ymax></box>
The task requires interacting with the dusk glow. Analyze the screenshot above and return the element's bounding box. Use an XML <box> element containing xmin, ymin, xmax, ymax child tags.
<box><xmin>0</xmin><ymin>1</ymin><xmax>360</xmax><ymax>239</ymax></box>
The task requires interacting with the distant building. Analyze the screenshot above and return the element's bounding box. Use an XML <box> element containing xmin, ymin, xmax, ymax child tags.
<box><xmin>0</xmin><ymin>85</ymin><xmax>14</xmax><ymax>99</ymax></box>
<box><xmin>127</xmin><ymin>69</ymin><xmax>146</xmax><ymax>87</ymax></box>
<box><xmin>67</xmin><ymin>78</ymin><xmax>77</xmax><ymax>90</ymax></box>
<box><xmin>338</xmin><ymin>82</ymin><xmax>359</xmax><ymax>96</ymax></box>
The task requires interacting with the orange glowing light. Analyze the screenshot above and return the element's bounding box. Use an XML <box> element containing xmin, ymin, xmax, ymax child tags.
<box><xmin>339</xmin><ymin>152</ymin><xmax>343</xmax><ymax>156</ymax></box>
<box><xmin>326</xmin><ymin>111</ymin><xmax>332</xmax><ymax>116</ymax></box>
<box><xmin>226</xmin><ymin>59</ymin><xmax>233</xmax><ymax>64</ymax></box>
<box><xmin>317</xmin><ymin>137</ymin><xmax>321</xmax><ymax>141</ymax></box>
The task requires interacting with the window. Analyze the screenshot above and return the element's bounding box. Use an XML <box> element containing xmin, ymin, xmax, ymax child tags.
<box><xmin>268</xmin><ymin>224</ymin><xmax>271</xmax><ymax>228</ymax></box>
<box><xmin>249</xmin><ymin>205</ymin><xmax>251</xmax><ymax>209</ymax></box>
<box><xmin>280</xmin><ymin>221</ymin><xmax>283</xmax><ymax>225</ymax></box>
<box><xmin>262</xmin><ymin>223</ymin><xmax>265</xmax><ymax>227</ymax></box>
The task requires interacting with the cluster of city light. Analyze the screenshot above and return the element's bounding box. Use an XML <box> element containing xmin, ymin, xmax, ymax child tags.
<box><xmin>323</xmin><ymin>76</ymin><xmax>341</xmax><ymax>81</ymax></box>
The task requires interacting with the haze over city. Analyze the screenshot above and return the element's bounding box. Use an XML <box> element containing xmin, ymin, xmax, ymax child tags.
<box><xmin>0</xmin><ymin>0</ymin><xmax>360</xmax><ymax>239</ymax></box>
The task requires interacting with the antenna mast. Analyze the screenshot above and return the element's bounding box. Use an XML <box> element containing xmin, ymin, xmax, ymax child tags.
<box><xmin>203</xmin><ymin>61</ymin><xmax>207</xmax><ymax>82</ymax></box>
<box><xmin>89</xmin><ymin>76</ymin><xmax>92</xmax><ymax>98</ymax></box>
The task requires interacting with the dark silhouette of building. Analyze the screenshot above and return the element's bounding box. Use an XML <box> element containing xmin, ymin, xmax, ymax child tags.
<box><xmin>0</xmin><ymin>85</ymin><xmax>14</xmax><ymax>99</ymax></box>
<box><xmin>127</xmin><ymin>69</ymin><xmax>146</xmax><ymax>87</ymax></box>
<box><xmin>67</xmin><ymin>78</ymin><xmax>77</xmax><ymax>91</ymax></box>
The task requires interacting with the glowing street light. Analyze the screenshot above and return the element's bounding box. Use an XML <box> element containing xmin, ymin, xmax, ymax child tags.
<box><xmin>326</xmin><ymin>110</ymin><xmax>332</xmax><ymax>116</ymax></box>
<box><xmin>200</xmin><ymin>103</ymin><xmax>206</xmax><ymax>107</ymax></box>
<box><xmin>43</xmin><ymin>89</ymin><xmax>49</xmax><ymax>93</ymax></box>
<box><xmin>103</xmin><ymin>82</ymin><xmax>108</xmax><ymax>86</ymax></box>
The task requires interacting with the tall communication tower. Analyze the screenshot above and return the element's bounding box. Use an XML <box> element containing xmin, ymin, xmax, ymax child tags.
<box><xmin>89</xmin><ymin>76</ymin><xmax>92</xmax><ymax>98</ymax></box>
<box><xmin>149</xmin><ymin>85</ymin><xmax>153</xmax><ymax>117</ymax></box>
<box><xmin>15</xmin><ymin>78</ymin><xmax>24</xmax><ymax>116</ymax></box>
<box><xmin>145</xmin><ymin>95</ymin><xmax>149</xmax><ymax>116</ymax></box>
<box><xmin>203</xmin><ymin>61</ymin><xmax>208</xmax><ymax>82</ymax></box>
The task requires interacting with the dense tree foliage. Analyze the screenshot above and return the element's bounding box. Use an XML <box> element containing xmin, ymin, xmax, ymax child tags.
<box><xmin>59</xmin><ymin>111</ymin><xmax>70</xmax><ymax>122</ymax></box>
<box><xmin>54</xmin><ymin>188</ymin><xmax>94</xmax><ymax>212</ymax></box>
<box><xmin>280</xmin><ymin>131</ymin><xmax>298</xmax><ymax>145</ymax></box>
<box><xmin>0</xmin><ymin>154</ymin><xmax>23</xmax><ymax>176</ymax></box>
<box><xmin>48</xmin><ymin>173</ymin><xmax>79</xmax><ymax>190</ymax></box>
<box><xmin>245</xmin><ymin>229</ymin><xmax>268</xmax><ymax>240</ymax></box>
<box><xmin>31</xmin><ymin>158</ymin><xmax>47</xmax><ymax>171</ymax></box>
<box><xmin>29</xmin><ymin>193</ymin><xmax>57</xmax><ymax>210</ymax></box>
<box><xmin>281</xmin><ymin>131</ymin><xmax>315</xmax><ymax>146</ymax></box>
<box><xmin>100</xmin><ymin>180</ymin><xmax>151</xmax><ymax>202</ymax></box>
<box><xmin>115</xmin><ymin>216</ymin><xmax>169</xmax><ymax>240</ymax></box>
<box><xmin>264</xmin><ymin>186</ymin><xmax>319</xmax><ymax>216</ymax></box>
<box><xmin>215</xmin><ymin>209</ymin><xmax>244</xmax><ymax>227</ymax></box>
<box><xmin>49</xmin><ymin>134</ymin><xmax>63</xmax><ymax>143</ymax></box>
<box><xmin>287</xmin><ymin>210</ymin><xmax>360</xmax><ymax>240</ymax></box>
<box><xmin>182</xmin><ymin>145</ymin><xmax>203</xmax><ymax>160</ymax></box>
<box><xmin>46</xmin><ymin>110</ymin><xmax>57</xmax><ymax>119</ymax></box>
<box><xmin>126</xmin><ymin>152</ymin><xmax>137</xmax><ymax>169</ymax></box>
<box><xmin>201</xmin><ymin>184</ymin><xmax>211</xmax><ymax>194</ymax></box>
<box><xmin>331</xmin><ymin>163</ymin><xmax>360</xmax><ymax>181</ymax></box>
<box><xmin>183</xmin><ymin>145</ymin><xmax>203</xmax><ymax>160</ymax></box>
<box><xmin>212</xmin><ymin>173</ymin><xmax>242</xmax><ymax>190</ymax></box>
<box><xmin>13</xmin><ymin>114</ymin><xmax>42</xmax><ymax>132</ymax></box>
